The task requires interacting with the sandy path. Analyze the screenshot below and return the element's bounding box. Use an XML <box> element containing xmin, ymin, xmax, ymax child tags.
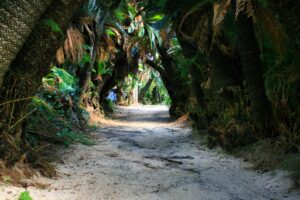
<box><xmin>1</xmin><ymin>105</ymin><xmax>300</xmax><ymax>200</ymax></box>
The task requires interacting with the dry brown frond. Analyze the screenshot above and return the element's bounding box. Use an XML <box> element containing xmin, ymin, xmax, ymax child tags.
<box><xmin>106</xmin><ymin>37</ymin><xmax>117</xmax><ymax>55</ymax></box>
<box><xmin>64</xmin><ymin>27</ymin><xmax>85</xmax><ymax>63</ymax></box>
<box><xmin>235</xmin><ymin>0</ymin><xmax>254</xmax><ymax>19</ymax></box>
<box><xmin>56</xmin><ymin>47</ymin><xmax>65</xmax><ymax>65</ymax></box>
<box><xmin>254</xmin><ymin>3</ymin><xmax>288</xmax><ymax>58</ymax></box>
<box><xmin>97</xmin><ymin>45</ymin><xmax>109</xmax><ymax>61</ymax></box>
<box><xmin>212</xmin><ymin>0</ymin><xmax>231</xmax><ymax>41</ymax></box>
<box><xmin>96</xmin><ymin>34</ymin><xmax>118</xmax><ymax>62</ymax></box>
<box><xmin>106</xmin><ymin>26</ymin><xmax>123</xmax><ymax>44</ymax></box>
<box><xmin>213</xmin><ymin>0</ymin><xmax>231</xmax><ymax>25</ymax></box>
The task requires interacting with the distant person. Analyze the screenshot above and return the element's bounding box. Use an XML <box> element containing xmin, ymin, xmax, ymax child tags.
<box><xmin>107</xmin><ymin>90</ymin><xmax>117</xmax><ymax>102</ymax></box>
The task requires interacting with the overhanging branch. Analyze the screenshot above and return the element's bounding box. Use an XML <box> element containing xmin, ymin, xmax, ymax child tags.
<box><xmin>145</xmin><ymin>59</ymin><xmax>166</xmax><ymax>76</ymax></box>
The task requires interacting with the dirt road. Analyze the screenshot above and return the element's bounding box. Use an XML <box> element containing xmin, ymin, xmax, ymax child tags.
<box><xmin>1</xmin><ymin>105</ymin><xmax>299</xmax><ymax>200</ymax></box>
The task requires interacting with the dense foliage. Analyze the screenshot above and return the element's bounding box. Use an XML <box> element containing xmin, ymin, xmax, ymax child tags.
<box><xmin>0</xmin><ymin>0</ymin><xmax>300</xmax><ymax>183</ymax></box>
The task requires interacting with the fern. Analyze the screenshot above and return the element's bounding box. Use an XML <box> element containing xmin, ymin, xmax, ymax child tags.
<box><xmin>19</xmin><ymin>191</ymin><xmax>33</xmax><ymax>200</ymax></box>
<box><xmin>97</xmin><ymin>62</ymin><xmax>112</xmax><ymax>76</ymax></box>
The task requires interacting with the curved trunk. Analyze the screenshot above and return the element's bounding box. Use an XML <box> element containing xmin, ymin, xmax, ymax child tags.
<box><xmin>171</xmin><ymin>2</ymin><xmax>211</xmax><ymax>124</ymax></box>
<box><xmin>158</xmin><ymin>47</ymin><xmax>189</xmax><ymax>118</ymax></box>
<box><xmin>99</xmin><ymin>52</ymin><xmax>128</xmax><ymax>105</ymax></box>
<box><xmin>79</xmin><ymin>26</ymin><xmax>99</xmax><ymax>105</ymax></box>
<box><xmin>138</xmin><ymin>78</ymin><xmax>154</xmax><ymax>103</ymax></box>
<box><xmin>0</xmin><ymin>0</ymin><xmax>53</xmax><ymax>84</ymax></box>
<box><xmin>146</xmin><ymin>47</ymin><xmax>189</xmax><ymax>119</ymax></box>
<box><xmin>236</xmin><ymin>11</ymin><xmax>274</xmax><ymax>135</ymax></box>
<box><xmin>0</xmin><ymin>0</ymin><xmax>84</xmax><ymax>162</ymax></box>
<box><xmin>177</xmin><ymin>38</ymin><xmax>205</xmax><ymax>107</ymax></box>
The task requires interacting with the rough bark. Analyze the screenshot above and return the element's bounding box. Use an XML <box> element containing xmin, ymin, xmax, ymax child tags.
<box><xmin>209</xmin><ymin>43</ymin><xmax>243</xmax><ymax>91</ymax></box>
<box><xmin>236</xmin><ymin>11</ymin><xmax>274</xmax><ymax>134</ymax></box>
<box><xmin>0</xmin><ymin>0</ymin><xmax>84</xmax><ymax>162</ymax></box>
<box><xmin>0</xmin><ymin>0</ymin><xmax>53</xmax><ymax>84</ymax></box>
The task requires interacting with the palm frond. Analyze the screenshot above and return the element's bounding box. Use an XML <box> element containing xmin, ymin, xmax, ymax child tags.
<box><xmin>235</xmin><ymin>0</ymin><xmax>254</xmax><ymax>19</ymax></box>
<box><xmin>62</xmin><ymin>27</ymin><xmax>85</xmax><ymax>63</ymax></box>
<box><xmin>254</xmin><ymin>2</ymin><xmax>288</xmax><ymax>58</ymax></box>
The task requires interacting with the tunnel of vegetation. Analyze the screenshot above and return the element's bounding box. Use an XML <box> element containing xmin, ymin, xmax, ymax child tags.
<box><xmin>0</xmin><ymin>0</ymin><xmax>300</xmax><ymax>180</ymax></box>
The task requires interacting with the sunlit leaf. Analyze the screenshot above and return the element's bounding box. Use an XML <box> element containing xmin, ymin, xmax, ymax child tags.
<box><xmin>149</xmin><ymin>14</ymin><xmax>164</xmax><ymax>21</ymax></box>
<box><xmin>19</xmin><ymin>191</ymin><xmax>33</xmax><ymax>200</ymax></box>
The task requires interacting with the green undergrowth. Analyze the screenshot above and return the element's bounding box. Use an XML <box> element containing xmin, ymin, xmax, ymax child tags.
<box><xmin>138</xmin><ymin>71</ymin><xmax>171</xmax><ymax>105</ymax></box>
<box><xmin>189</xmin><ymin>86</ymin><xmax>300</xmax><ymax>188</ymax></box>
<box><xmin>27</xmin><ymin>67</ymin><xmax>95</xmax><ymax>148</ymax></box>
<box><xmin>189</xmin><ymin>87</ymin><xmax>260</xmax><ymax>151</ymax></box>
<box><xmin>28</xmin><ymin>97</ymin><xmax>94</xmax><ymax>147</ymax></box>
<box><xmin>101</xmin><ymin>99</ymin><xmax>116</xmax><ymax>115</ymax></box>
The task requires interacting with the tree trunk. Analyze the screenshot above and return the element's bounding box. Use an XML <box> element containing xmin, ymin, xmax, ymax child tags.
<box><xmin>0</xmin><ymin>0</ymin><xmax>84</xmax><ymax>163</ymax></box>
<box><xmin>236</xmin><ymin>11</ymin><xmax>274</xmax><ymax>134</ymax></box>
<box><xmin>209</xmin><ymin>43</ymin><xmax>243</xmax><ymax>91</ymax></box>
<box><xmin>177</xmin><ymin>38</ymin><xmax>205</xmax><ymax>107</ymax></box>
<box><xmin>132</xmin><ymin>83</ymin><xmax>139</xmax><ymax>104</ymax></box>
<box><xmin>79</xmin><ymin>24</ymin><xmax>99</xmax><ymax>105</ymax></box>
<box><xmin>171</xmin><ymin>2</ymin><xmax>211</xmax><ymax>124</ymax></box>
<box><xmin>99</xmin><ymin>52</ymin><xmax>128</xmax><ymax>104</ymax></box>
<box><xmin>138</xmin><ymin>78</ymin><xmax>154</xmax><ymax>103</ymax></box>
<box><xmin>146</xmin><ymin>50</ymin><xmax>188</xmax><ymax>119</ymax></box>
<box><xmin>0</xmin><ymin>0</ymin><xmax>53</xmax><ymax>84</ymax></box>
<box><xmin>158</xmin><ymin>47</ymin><xmax>189</xmax><ymax>118</ymax></box>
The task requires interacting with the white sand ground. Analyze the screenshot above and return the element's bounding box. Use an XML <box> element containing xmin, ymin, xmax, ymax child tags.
<box><xmin>0</xmin><ymin>105</ymin><xmax>299</xmax><ymax>200</ymax></box>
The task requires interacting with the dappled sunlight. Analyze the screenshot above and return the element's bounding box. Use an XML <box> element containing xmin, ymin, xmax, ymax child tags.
<box><xmin>0</xmin><ymin>0</ymin><xmax>300</xmax><ymax>199</ymax></box>
<box><xmin>89</xmin><ymin>105</ymin><xmax>189</xmax><ymax>128</ymax></box>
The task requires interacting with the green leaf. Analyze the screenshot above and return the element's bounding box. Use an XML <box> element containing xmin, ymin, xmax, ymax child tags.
<box><xmin>43</xmin><ymin>67</ymin><xmax>77</xmax><ymax>93</ymax></box>
<box><xmin>153</xmin><ymin>29</ymin><xmax>162</xmax><ymax>47</ymax></box>
<box><xmin>167</xmin><ymin>45</ymin><xmax>181</xmax><ymax>55</ymax></box>
<box><xmin>106</xmin><ymin>28</ymin><xmax>116</xmax><ymax>37</ymax></box>
<box><xmin>138</xmin><ymin>26</ymin><xmax>145</xmax><ymax>37</ymax></box>
<box><xmin>19</xmin><ymin>191</ymin><xmax>33</xmax><ymax>200</ymax></box>
<box><xmin>145</xmin><ymin>25</ymin><xmax>155</xmax><ymax>50</ymax></box>
<box><xmin>82</xmin><ymin>53</ymin><xmax>91</xmax><ymax>64</ymax></box>
<box><xmin>51</xmin><ymin>67</ymin><xmax>76</xmax><ymax>86</ymax></box>
<box><xmin>149</xmin><ymin>14</ymin><xmax>164</xmax><ymax>21</ymax></box>
<box><xmin>114</xmin><ymin>9</ymin><xmax>127</xmax><ymax>21</ymax></box>
<box><xmin>97</xmin><ymin>62</ymin><xmax>112</xmax><ymax>76</ymax></box>
<box><xmin>44</xmin><ymin>19</ymin><xmax>63</xmax><ymax>35</ymax></box>
<box><xmin>127</xmin><ymin>5</ymin><xmax>137</xmax><ymax>19</ymax></box>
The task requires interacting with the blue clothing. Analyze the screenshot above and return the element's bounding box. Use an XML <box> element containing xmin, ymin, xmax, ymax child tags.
<box><xmin>107</xmin><ymin>91</ymin><xmax>117</xmax><ymax>101</ymax></box>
